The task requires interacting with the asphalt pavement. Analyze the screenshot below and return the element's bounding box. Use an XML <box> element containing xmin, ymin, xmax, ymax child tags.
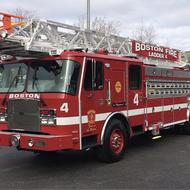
<box><xmin>0</xmin><ymin>130</ymin><xmax>190</xmax><ymax>189</ymax></box>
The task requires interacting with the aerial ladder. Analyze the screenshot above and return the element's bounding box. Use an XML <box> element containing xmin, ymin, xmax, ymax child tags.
<box><xmin>0</xmin><ymin>12</ymin><xmax>188</xmax><ymax>68</ymax></box>
<box><xmin>0</xmin><ymin>12</ymin><xmax>24</xmax><ymax>32</ymax></box>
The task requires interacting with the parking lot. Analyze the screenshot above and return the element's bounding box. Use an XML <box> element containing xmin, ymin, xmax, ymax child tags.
<box><xmin>0</xmin><ymin>130</ymin><xmax>190</xmax><ymax>189</ymax></box>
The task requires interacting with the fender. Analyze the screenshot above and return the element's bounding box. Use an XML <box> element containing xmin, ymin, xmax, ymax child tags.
<box><xmin>187</xmin><ymin>109</ymin><xmax>190</xmax><ymax>122</ymax></box>
<box><xmin>100</xmin><ymin>111</ymin><xmax>130</xmax><ymax>144</ymax></box>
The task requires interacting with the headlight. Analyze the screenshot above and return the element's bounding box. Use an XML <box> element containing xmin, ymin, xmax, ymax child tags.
<box><xmin>40</xmin><ymin>109</ymin><xmax>56</xmax><ymax>125</ymax></box>
<box><xmin>41</xmin><ymin>117</ymin><xmax>56</xmax><ymax>125</ymax></box>
<box><xmin>47</xmin><ymin>118</ymin><xmax>56</xmax><ymax>125</ymax></box>
<box><xmin>0</xmin><ymin>115</ymin><xmax>6</xmax><ymax>122</ymax></box>
<box><xmin>0</xmin><ymin>107</ymin><xmax>7</xmax><ymax>123</ymax></box>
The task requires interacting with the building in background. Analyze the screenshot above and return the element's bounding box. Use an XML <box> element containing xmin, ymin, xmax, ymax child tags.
<box><xmin>185</xmin><ymin>51</ymin><xmax>190</xmax><ymax>62</ymax></box>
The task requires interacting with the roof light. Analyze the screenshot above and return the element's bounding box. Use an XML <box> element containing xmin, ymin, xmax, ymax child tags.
<box><xmin>0</xmin><ymin>54</ymin><xmax>13</xmax><ymax>61</ymax></box>
<box><xmin>49</xmin><ymin>49</ymin><xmax>63</xmax><ymax>56</ymax></box>
<box><xmin>0</xmin><ymin>30</ymin><xmax>8</xmax><ymax>39</ymax></box>
<box><xmin>95</xmin><ymin>48</ymin><xmax>108</xmax><ymax>55</ymax></box>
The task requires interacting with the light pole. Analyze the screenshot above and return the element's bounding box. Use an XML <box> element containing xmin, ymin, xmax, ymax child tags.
<box><xmin>87</xmin><ymin>0</ymin><xmax>90</xmax><ymax>30</ymax></box>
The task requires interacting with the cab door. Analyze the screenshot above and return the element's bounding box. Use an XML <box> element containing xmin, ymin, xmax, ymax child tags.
<box><xmin>81</xmin><ymin>58</ymin><xmax>105</xmax><ymax>140</ymax></box>
<box><xmin>127</xmin><ymin>64</ymin><xmax>145</xmax><ymax>130</ymax></box>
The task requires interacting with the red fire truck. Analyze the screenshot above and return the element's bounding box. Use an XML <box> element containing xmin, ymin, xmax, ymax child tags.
<box><xmin>0</xmin><ymin>13</ymin><xmax>189</xmax><ymax>162</ymax></box>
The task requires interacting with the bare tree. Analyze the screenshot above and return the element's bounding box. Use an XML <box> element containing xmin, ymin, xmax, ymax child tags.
<box><xmin>76</xmin><ymin>15</ymin><xmax>86</xmax><ymax>29</ymax></box>
<box><xmin>76</xmin><ymin>15</ymin><xmax>120</xmax><ymax>35</ymax></box>
<box><xmin>91</xmin><ymin>17</ymin><xmax>120</xmax><ymax>35</ymax></box>
<box><xmin>132</xmin><ymin>21</ymin><xmax>157</xmax><ymax>43</ymax></box>
<box><xmin>11</xmin><ymin>8</ymin><xmax>37</xmax><ymax>21</ymax></box>
<box><xmin>184</xmin><ymin>51</ymin><xmax>190</xmax><ymax>63</ymax></box>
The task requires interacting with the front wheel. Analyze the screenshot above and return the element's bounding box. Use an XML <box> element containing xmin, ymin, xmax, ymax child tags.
<box><xmin>96</xmin><ymin>119</ymin><xmax>128</xmax><ymax>163</ymax></box>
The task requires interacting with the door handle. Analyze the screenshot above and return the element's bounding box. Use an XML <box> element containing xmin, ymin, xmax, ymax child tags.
<box><xmin>106</xmin><ymin>80</ymin><xmax>111</xmax><ymax>105</ymax></box>
<box><xmin>139</xmin><ymin>96</ymin><xmax>143</xmax><ymax>102</ymax></box>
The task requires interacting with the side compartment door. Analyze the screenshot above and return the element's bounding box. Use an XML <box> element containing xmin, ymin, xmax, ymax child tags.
<box><xmin>173</xmin><ymin>70</ymin><xmax>189</xmax><ymax>124</ymax></box>
<box><xmin>173</xmin><ymin>95</ymin><xmax>187</xmax><ymax>124</ymax></box>
<box><xmin>145</xmin><ymin>67</ymin><xmax>162</xmax><ymax>129</ymax></box>
<box><xmin>111</xmin><ymin>70</ymin><xmax>126</xmax><ymax>106</ymax></box>
<box><xmin>127</xmin><ymin>64</ymin><xmax>145</xmax><ymax>128</ymax></box>
<box><xmin>162</xmin><ymin>69</ymin><xmax>174</xmax><ymax>126</ymax></box>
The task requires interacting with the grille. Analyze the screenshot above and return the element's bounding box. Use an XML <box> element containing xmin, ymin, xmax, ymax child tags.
<box><xmin>7</xmin><ymin>99</ymin><xmax>40</xmax><ymax>132</ymax></box>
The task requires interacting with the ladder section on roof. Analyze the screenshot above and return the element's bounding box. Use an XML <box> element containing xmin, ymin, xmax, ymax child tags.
<box><xmin>0</xmin><ymin>17</ymin><xmax>132</xmax><ymax>57</ymax></box>
<box><xmin>0</xmin><ymin>12</ymin><xmax>188</xmax><ymax>68</ymax></box>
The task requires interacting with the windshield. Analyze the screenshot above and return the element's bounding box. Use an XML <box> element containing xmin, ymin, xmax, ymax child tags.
<box><xmin>27</xmin><ymin>60</ymin><xmax>80</xmax><ymax>95</ymax></box>
<box><xmin>0</xmin><ymin>60</ymin><xmax>80</xmax><ymax>95</ymax></box>
<box><xmin>0</xmin><ymin>63</ymin><xmax>27</xmax><ymax>93</ymax></box>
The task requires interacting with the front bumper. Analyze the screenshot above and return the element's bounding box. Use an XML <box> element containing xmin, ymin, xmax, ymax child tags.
<box><xmin>0</xmin><ymin>131</ymin><xmax>73</xmax><ymax>151</ymax></box>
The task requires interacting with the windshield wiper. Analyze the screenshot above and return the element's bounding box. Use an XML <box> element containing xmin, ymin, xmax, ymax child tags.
<box><xmin>32</xmin><ymin>66</ymin><xmax>38</xmax><ymax>90</ymax></box>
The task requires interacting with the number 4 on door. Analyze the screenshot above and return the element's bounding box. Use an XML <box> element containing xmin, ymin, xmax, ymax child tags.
<box><xmin>133</xmin><ymin>93</ymin><xmax>139</xmax><ymax>106</ymax></box>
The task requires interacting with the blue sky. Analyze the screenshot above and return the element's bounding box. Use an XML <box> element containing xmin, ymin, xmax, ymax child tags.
<box><xmin>1</xmin><ymin>0</ymin><xmax>190</xmax><ymax>51</ymax></box>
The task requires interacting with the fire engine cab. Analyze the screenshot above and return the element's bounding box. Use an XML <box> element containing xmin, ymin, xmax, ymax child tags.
<box><xmin>0</xmin><ymin>12</ymin><xmax>189</xmax><ymax>162</ymax></box>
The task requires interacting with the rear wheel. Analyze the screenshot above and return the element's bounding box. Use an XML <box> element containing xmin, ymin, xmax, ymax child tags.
<box><xmin>33</xmin><ymin>151</ymin><xmax>57</xmax><ymax>156</ymax></box>
<box><xmin>96</xmin><ymin>119</ymin><xmax>128</xmax><ymax>163</ymax></box>
<box><xmin>174</xmin><ymin>121</ymin><xmax>190</xmax><ymax>135</ymax></box>
<box><xmin>182</xmin><ymin>121</ymin><xmax>190</xmax><ymax>134</ymax></box>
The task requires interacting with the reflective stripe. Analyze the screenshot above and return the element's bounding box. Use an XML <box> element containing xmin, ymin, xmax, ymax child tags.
<box><xmin>56</xmin><ymin>103</ymin><xmax>188</xmax><ymax>126</ymax></box>
<box><xmin>163</xmin><ymin>120</ymin><xmax>187</xmax><ymax>127</ymax></box>
<box><xmin>128</xmin><ymin>108</ymin><xmax>144</xmax><ymax>116</ymax></box>
<box><xmin>57</xmin><ymin>117</ymin><xmax>80</xmax><ymax>125</ymax></box>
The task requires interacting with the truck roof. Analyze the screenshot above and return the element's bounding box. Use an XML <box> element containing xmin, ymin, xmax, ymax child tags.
<box><xmin>60</xmin><ymin>50</ymin><xmax>143</xmax><ymax>63</ymax></box>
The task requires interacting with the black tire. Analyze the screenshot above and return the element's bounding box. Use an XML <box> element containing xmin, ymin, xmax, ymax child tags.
<box><xmin>182</xmin><ymin>121</ymin><xmax>190</xmax><ymax>135</ymax></box>
<box><xmin>96</xmin><ymin>119</ymin><xmax>128</xmax><ymax>163</ymax></box>
<box><xmin>33</xmin><ymin>151</ymin><xmax>57</xmax><ymax>156</ymax></box>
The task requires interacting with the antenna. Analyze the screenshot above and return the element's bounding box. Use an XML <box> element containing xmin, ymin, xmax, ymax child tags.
<box><xmin>87</xmin><ymin>0</ymin><xmax>90</xmax><ymax>30</ymax></box>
